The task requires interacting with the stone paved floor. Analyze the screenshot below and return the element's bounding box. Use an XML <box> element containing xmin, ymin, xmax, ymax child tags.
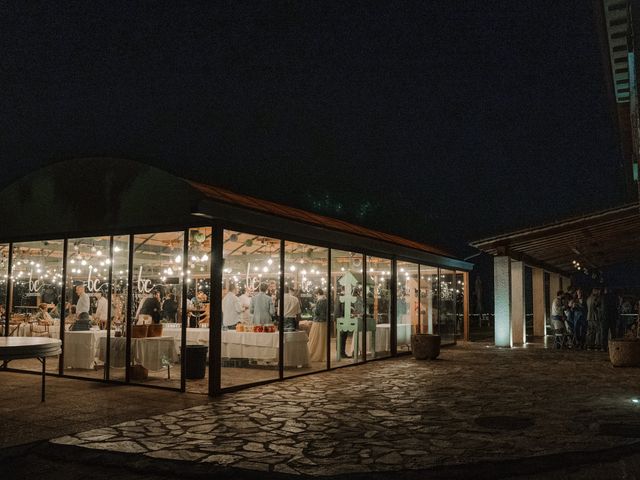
<box><xmin>51</xmin><ymin>343</ymin><xmax>640</xmax><ymax>476</ymax></box>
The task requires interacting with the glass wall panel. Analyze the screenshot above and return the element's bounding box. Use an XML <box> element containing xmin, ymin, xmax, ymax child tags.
<box><xmin>130</xmin><ymin>232</ymin><xmax>184</xmax><ymax>388</ymax></box>
<box><xmin>64</xmin><ymin>236</ymin><xmax>110</xmax><ymax>378</ymax></box>
<box><xmin>455</xmin><ymin>272</ymin><xmax>465</xmax><ymax>339</ymax></box>
<box><xmin>108</xmin><ymin>235</ymin><xmax>129</xmax><ymax>382</ymax></box>
<box><xmin>284</xmin><ymin>241</ymin><xmax>328</xmax><ymax>377</ymax></box>
<box><xmin>0</xmin><ymin>244</ymin><xmax>9</xmax><ymax>335</ymax></box>
<box><xmin>221</xmin><ymin>230</ymin><xmax>280</xmax><ymax>388</ymax></box>
<box><xmin>419</xmin><ymin>266</ymin><xmax>439</xmax><ymax>334</ymax></box>
<box><xmin>366</xmin><ymin>256</ymin><xmax>391</xmax><ymax>358</ymax></box>
<box><xmin>396</xmin><ymin>261</ymin><xmax>419</xmax><ymax>351</ymax></box>
<box><xmin>439</xmin><ymin>269</ymin><xmax>456</xmax><ymax>344</ymax></box>
<box><xmin>331</xmin><ymin>249</ymin><xmax>364</xmax><ymax>365</ymax></box>
<box><xmin>9</xmin><ymin>240</ymin><xmax>64</xmax><ymax>373</ymax></box>
<box><xmin>185</xmin><ymin>226</ymin><xmax>212</xmax><ymax>393</ymax></box>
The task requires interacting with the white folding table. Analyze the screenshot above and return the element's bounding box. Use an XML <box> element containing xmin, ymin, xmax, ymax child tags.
<box><xmin>0</xmin><ymin>337</ymin><xmax>62</xmax><ymax>402</ymax></box>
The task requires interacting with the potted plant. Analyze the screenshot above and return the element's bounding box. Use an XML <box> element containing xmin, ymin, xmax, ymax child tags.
<box><xmin>411</xmin><ymin>332</ymin><xmax>441</xmax><ymax>360</ymax></box>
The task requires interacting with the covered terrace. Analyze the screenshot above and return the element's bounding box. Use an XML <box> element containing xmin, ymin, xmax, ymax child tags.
<box><xmin>470</xmin><ymin>202</ymin><xmax>640</xmax><ymax>347</ymax></box>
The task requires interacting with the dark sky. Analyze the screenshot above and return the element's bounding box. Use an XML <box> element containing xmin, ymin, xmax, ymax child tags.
<box><xmin>0</xmin><ymin>1</ymin><xmax>627</xmax><ymax>255</ymax></box>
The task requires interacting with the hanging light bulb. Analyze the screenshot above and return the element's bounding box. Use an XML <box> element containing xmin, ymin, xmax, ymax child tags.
<box><xmin>201</xmin><ymin>254</ymin><xmax>208</xmax><ymax>262</ymax></box>
<box><xmin>267</xmin><ymin>258</ymin><xmax>273</xmax><ymax>265</ymax></box>
<box><xmin>175</xmin><ymin>255</ymin><xmax>182</xmax><ymax>264</ymax></box>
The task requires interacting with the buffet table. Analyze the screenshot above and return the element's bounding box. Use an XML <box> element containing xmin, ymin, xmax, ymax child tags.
<box><xmin>0</xmin><ymin>337</ymin><xmax>62</xmax><ymax>401</ymax></box>
<box><xmin>163</xmin><ymin>327</ymin><xmax>210</xmax><ymax>345</ymax></box>
<box><xmin>97</xmin><ymin>336</ymin><xmax>179</xmax><ymax>371</ymax></box>
<box><xmin>61</xmin><ymin>330</ymin><xmax>107</xmax><ymax>369</ymax></box>
<box><xmin>221</xmin><ymin>330</ymin><xmax>309</xmax><ymax>367</ymax></box>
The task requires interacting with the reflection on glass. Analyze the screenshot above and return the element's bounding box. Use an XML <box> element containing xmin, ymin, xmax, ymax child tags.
<box><xmin>455</xmin><ymin>272</ymin><xmax>465</xmax><ymax>339</ymax></box>
<box><xmin>185</xmin><ymin>226</ymin><xmax>212</xmax><ymax>394</ymax></box>
<box><xmin>108</xmin><ymin>235</ymin><xmax>129</xmax><ymax>382</ymax></box>
<box><xmin>331</xmin><ymin>249</ymin><xmax>364</xmax><ymax>365</ymax></box>
<box><xmin>130</xmin><ymin>232</ymin><xmax>184</xmax><ymax>388</ymax></box>
<box><xmin>64</xmin><ymin>236</ymin><xmax>110</xmax><ymax>378</ymax></box>
<box><xmin>0</xmin><ymin>244</ymin><xmax>9</xmax><ymax>335</ymax></box>
<box><xmin>420</xmin><ymin>266</ymin><xmax>438</xmax><ymax>334</ymax></box>
<box><xmin>396</xmin><ymin>261</ymin><xmax>419</xmax><ymax>351</ymax></box>
<box><xmin>366</xmin><ymin>256</ymin><xmax>391</xmax><ymax>358</ymax></box>
<box><xmin>284</xmin><ymin>241</ymin><xmax>328</xmax><ymax>377</ymax></box>
<box><xmin>221</xmin><ymin>230</ymin><xmax>280</xmax><ymax>389</ymax></box>
<box><xmin>439</xmin><ymin>269</ymin><xmax>456</xmax><ymax>344</ymax></box>
<box><xmin>9</xmin><ymin>240</ymin><xmax>64</xmax><ymax>373</ymax></box>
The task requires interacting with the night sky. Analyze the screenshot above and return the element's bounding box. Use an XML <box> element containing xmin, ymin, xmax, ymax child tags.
<box><xmin>0</xmin><ymin>1</ymin><xmax>627</xmax><ymax>256</ymax></box>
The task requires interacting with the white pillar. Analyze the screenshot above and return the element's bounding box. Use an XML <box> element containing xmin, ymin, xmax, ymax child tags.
<box><xmin>549</xmin><ymin>273</ymin><xmax>561</xmax><ymax>303</ymax></box>
<box><xmin>532</xmin><ymin>267</ymin><xmax>546</xmax><ymax>337</ymax></box>
<box><xmin>510</xmin><ymin>261</ymin><xmax>526</xmax><ymax>346</ymax></box>
<box><xmin>494</xmin><ymin>256</ymin><xmax>511</xmax><ymax>347</ymax></box>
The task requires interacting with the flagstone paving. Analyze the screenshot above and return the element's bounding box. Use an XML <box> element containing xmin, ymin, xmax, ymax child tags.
<box><xmin>51</xmin><ymin>343</ymin><xmax>640</xmax><ymax>476</ymax></box>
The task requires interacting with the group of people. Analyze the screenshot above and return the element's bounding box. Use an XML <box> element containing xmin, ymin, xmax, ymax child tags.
<box><xmin>221</xmin><ymin>281</ymin><xmax>369</xmax><ymax>361</ymax></box>
<box><xmin>550</xmin><ymin>287</ymin><xmax>637</xmax><ymax>351</ymax></box>
<box><xmin>135</xmin><ymin>289</ymin><xmax>208</xmax><ymax>327</ymax></box>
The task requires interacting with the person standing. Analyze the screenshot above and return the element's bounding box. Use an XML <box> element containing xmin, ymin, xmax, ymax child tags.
<box><xmin>282</xmin><ymin>286</ymin><xmax>301</xmax><ymax>331</ymax></box>
<box><xmin>94</xmin><ymin>291</ymin><xmax>108</xmax><ymax>329</ymax></box>
<box><xmin>238</xmin><ymin>287</ymin><xmax>252</xmax><ymax>324</ymax></box>
<box><xmin>572</xmin><ymin>289</ymin><xmax>588</xmax><ymax>349</ymax></box>
<box><xmin>308</xmin><ymin>288</ymin><xmax>328</xmax><ymax>362</ymax></box>
<box><xmin>222</xmin><ymin>283</ymin><xmax>244</xmax><ymax>330</ymax></box>
<box><xmin>139</xmin><ymin>289</ymin><xmax>162</xmax><ymax>324</ymax></box>
<box><xmin>586</xmin><ymin>288</ymin><xmax>603</xmax><ymax>350</ymax></box>
<box><xmin>251</xmin><ymin>283</ymin><xmax>275</xmax><ymax>325</ymax></box>
<box><xmin>550</xmin><ymin>290</ymin><xmax>565</xmax><ymax>349</ymax></box>
<box><xmin>602</xmin><ymin>287</ymin><xmax>619</xmax><ymax>351</ymax></box>
<box><xmin>161</xmin><ymin>293</ymin><xmax>178</xmax><ymax>322</ymax></box>
<box><xmin>75</xmin><ymin>284</ymin><xmax>90</xmax><ymax>316</ymax></box>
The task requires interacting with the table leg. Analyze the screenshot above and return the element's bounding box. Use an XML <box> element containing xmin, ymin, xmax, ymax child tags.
<box><xmin>40</xmin><ymin>356</ymin><xmax>46</xmax><ymax>402</ymax></box>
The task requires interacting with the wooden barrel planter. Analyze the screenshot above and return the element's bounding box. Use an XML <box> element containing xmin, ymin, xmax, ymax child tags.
<box><xmin>411</xmin><ymin>333</ymin><xmax>441</xmax><ymax>360</ymax></box>
<box><xmin>609</xmin><ymin>339</ymin><xmax>640</xmax><ymax>367</ymax></box>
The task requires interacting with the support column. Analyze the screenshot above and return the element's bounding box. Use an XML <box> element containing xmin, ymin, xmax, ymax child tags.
<box><xmin>510</xmin><ymin>261</ymin><xmax>526</xmax><ymax>346</ymax></box>
<box><xmin>463</xmin><ymin>271</ymin><xmax>470</xmax><ymax>342</ymax></box>
<box><xmin>562</xmin><ymin>276</ymin><xmax>571</xmax><ymax>291</ymax></box>
<box><xmin>532</xmin><ymin>267</ymin><xmax>546</xmax><ymax>337</ymax></box>
<box><xmin>549</xmin><ymin>273</ymin><xmax>561</xmax><ymax>303</ymax></box>
<box><xmin>494</xmin><ymin>256</ymin><xmax>511</xmax><ymax>347</ymax></box>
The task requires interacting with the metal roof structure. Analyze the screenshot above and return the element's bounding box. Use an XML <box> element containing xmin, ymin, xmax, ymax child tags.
<box><xmin>188</xmin><ymin>181</ymin><xmax>452</xmax><ymax>259</ymax></box>
<box><xmin>470</xmin><ymin>202</ymin><xmax>640</xmax><ymax>275</ymax></box>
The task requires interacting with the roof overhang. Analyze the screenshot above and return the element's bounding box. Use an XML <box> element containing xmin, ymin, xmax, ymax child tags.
<box><xmin>470</xmin><ymin>203</ymin><xmax>640</xmax><ymax>275</ymax></box>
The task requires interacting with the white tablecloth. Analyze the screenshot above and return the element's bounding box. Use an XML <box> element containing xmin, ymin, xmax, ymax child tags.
<box><xmin>376</xmin><ymin>323</ymin><xmax>413</xmax><ymax>350</ymax></box>
<box><xmin>221</xmin><ymin>330</ymin><xmax>309</xmax><ymax>367</ymax></box>
<box><xmin>163</xmin><ymin>327</ymin><xmax>210</xmax><ymax>345</ymax></box>
<box><xmin>98</xmin><ymin>336</ymin><xmax>179</xmax><ymax>371</ymax></box>
<box><xmin>63</xmin><ymin>330</ymin><xmax>107</xmax><ymax>369</ymax></box>
<box><xmin>1</xmin><ymin>320</ymin><xmax>61</xmax><ymax>337</ymax></box>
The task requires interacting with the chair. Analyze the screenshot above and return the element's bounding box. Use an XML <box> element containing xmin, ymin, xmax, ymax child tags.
<box><xmin>551</xmin><ymin>319</ymin><xmax>570</xmax><ymax>349</ymax></box>
<box><xmin>30</xmin><ymin>320</ymin><xmax>51</xmax><ymax>337</ymax></box>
